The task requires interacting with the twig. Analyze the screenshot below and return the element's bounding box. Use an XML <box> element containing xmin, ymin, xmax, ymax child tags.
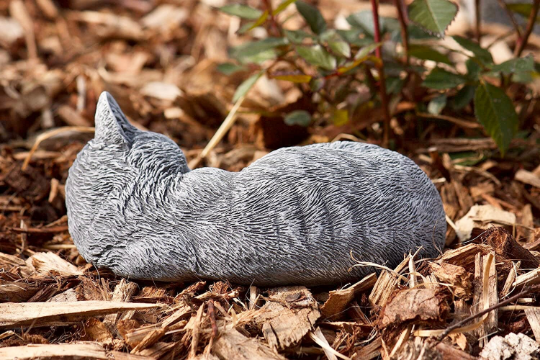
<box><xmin>416</xmin><ymin>112</ymin><xmax>482</xmax><ymax>129</ymax></box>
<box><xmin>370</xmin><ymin>0</ymin><xmax>391</xmax><ymax>147</ymax></box>
<box><xmin>393</xmin><ymin>0</ymin><xmax>409</xmax><ymax>66</ymax></box>
<box><xmin>497</xmin><ymin>0</ymin><xmax>523</xmax><ymax>38</ymax></box>
<box><xmin>475</xmin><ymin>0</ymin><xmax>482</xmax><ymax>43</ymax></box>
<box><xmin>514</xmin><ymin>0</ymin><xmax>540</xmax><ymax>57</ymax></box>
<box><xmin>188</xmin><ymin>95</ymin><xmax>247</xmax><ymax>169</ymax></box>
<box><xmin>22</xmin><ymin>126</ymin><xmax>96</xmax><ymax>171</ymax></box>
<box><xmin>207</xmin><ymin>300</ymin><xmax>218</xmax><ymax>339</ymax></box>
<box><xmin>434</xmin><ymin>284</ymin><xmax>540</xmax><ymax>345</ymax></box>
<box><xmin>263</xmin><ymin>0</ymin><xmax>281</xmax><ymax>37</ymax></box>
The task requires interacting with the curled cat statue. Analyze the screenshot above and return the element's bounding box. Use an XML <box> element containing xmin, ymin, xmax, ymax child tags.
<box><xmin>65</xmin><ymin>92</ymin><xmax>446</xmax><ymax>286</ymax></box>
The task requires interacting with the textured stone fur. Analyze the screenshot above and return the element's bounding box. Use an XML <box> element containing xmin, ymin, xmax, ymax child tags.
<box><xmin>66</xmin><ymin>92</ymin><xmax>446</xmax><ymax>286</ymax></box>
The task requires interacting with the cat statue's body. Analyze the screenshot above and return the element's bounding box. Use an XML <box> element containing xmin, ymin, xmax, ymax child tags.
<box><xmin>66</xmin><ymin>92</ymin><xmax>446</xmax><ymax>286</ymax></box>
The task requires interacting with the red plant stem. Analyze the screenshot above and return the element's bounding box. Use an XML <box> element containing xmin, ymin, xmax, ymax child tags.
<box><xmin>370</xmin><ymin>0</ymin><xmax>391</xmax><ymax>147</ymax></box>
<box><xmin>514</xmin><ymin>0</ymin><xmax>540</xmax><ymax>57</ymax></box>
<box><xmin>263</xmin><ymin>0</ymin><xmax>281</xmax><ymax>37</ymax></box>
<box><xmin>497</xmin><ymin>0</ymin><xmax>522</xmax><ymax>38</ymax></box>
<box><xmin>475</xmin><ymin>0</ymin><xmax>481</xmax><ymax>43</ymax></box>
<box><xmin>393</xmin><ymin>0</ymin><xmax>409</xmax><ymax>66</ymax></box>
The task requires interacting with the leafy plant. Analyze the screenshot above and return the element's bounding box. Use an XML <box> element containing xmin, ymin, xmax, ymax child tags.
<box><xmin>218</xmin><ymin>0</ymin><xmax>539</xmax><ymax>156</ymax></box>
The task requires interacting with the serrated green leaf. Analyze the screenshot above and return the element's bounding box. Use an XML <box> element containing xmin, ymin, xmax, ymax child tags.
<box><xmin>453</xmin><ymin>36</ymin><xmax>493</xmax><ymax>64</ymax></box>
<box><xmin>295</xmin><ymin>1</ymin><xmax>326</xmax><ymax>35</ymax></box>
<box><xmin>284</xmin><ymin>29</ymin><xmax>315</xmax><ymax>43</ymax></box>
<box><xmin>328</xmin><ymin>39</ymin><xmax>351</xmax><ymax>58</ymax></box>
<box><xmin>297</xmin><ymin>45</ymin><xmax>336</xmax><ymax>70</ymax></box>
<box><xmin>216</xmin><ymin>63</ymin><xmax>246</xmax><ymax>75</ymax></box>
<box><xmin>407</xmin><ymin>0</ymin><xmax>458</xmax><ymax>38</ymax></box>
<box><xmin>273</xmin><ymin>74</ymin><xmax>312</xmax><ymax>83</ymax></box>
<box><xmin>273</xmin><ymin>0</ymin><xmax>297</xmax><ymax>15</ymax></box>
<box><xmin>422</xmin><ymin>68</ymin><xmax>467</xmax><ymax>89</ymax></box>
<box><xmin>452</xmin><ymin>85</ymin><xmax>475</xmax><ymax>110</ymax></box>
<box><xmin>474</xmin><ymin>82</ymin><xmax>519</xmax><ymax>156</ymax></box>
<box><xmin>332</xmin><ymin>109</ymin><xmax>348</xmax><ymax>126</ymax></box>
<box><xmin>409</xmin><ymin>44</ymin><xmax>452</xmax><ymax>65</ymax></box>
<box><xmin>219</xmin><ymin>4</ymin><xmax>262</xmax><ymax>19</ymax></box>
<box><xmin>428</xmin><ymin>94</ymin><xmax>447</xmax><ymax>115</ymax></box>
<box><xmin>233</xmin><ymin>72</ymin><xmax>263</xmax><ymax>102</ymax></box>
<box><xmin>284</xmin><ymin>110</ymin><xmax>311</xmax><ymax>126</ymax></box>
<box><xmin>407</xmin><ymin>24</ymin><xmax>439</xmax><ymax>40</ymax></box>
<box><xmin>489</xmin><ymin>54</ymin><xmax>535</xmax><ymax>75</ymax></box>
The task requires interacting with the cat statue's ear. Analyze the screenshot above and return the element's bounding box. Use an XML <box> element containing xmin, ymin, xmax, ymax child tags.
<box><xmin>94</xmin><ymin>92</ymin><xmax>137</xmax><ymax>145</ymax></box>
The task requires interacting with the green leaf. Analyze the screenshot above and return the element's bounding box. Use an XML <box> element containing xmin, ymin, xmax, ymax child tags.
<box><xmin>386</xmin><ymin>76</ymin><xmax>405</xmax><ymax>95</ymax></box>
<box><xmin>284</xmin><ymin>29</ymin><xmax>315</xmax><ymax>43</ymax></box>
<box><xmin>273</xmin><ymin>74</ymin><xmax>312</xmax><ymax>83</ymax></box>
<box><xmin>273</xmin><ymin>0</ymin><xmax>297</xmax><ymax>15</ymax></box>
<box><xmin>465</xmin><ymin>59</ymin><xmax>481</xmax><ymax>79</ymax></box>
<box><xmin>427</xmin><ymin>95</ymin><xmax>447</xmax><ymax>115</ymax></box>
<box><xmin>355</xmin><ymin>42</ymin><xmax>382</xmax><ymax>59</ymax></box>
<box><xmin>490</xmin><ymin>55</ymin><xmax>535</xmax><ymax>75</ymax></box>
<box><xmin>407</xmin><ymin>0</ymin><xmax>458</xmax><ymax>38</ymax></box>
<box><xmin>408</xmin><ymin>45</ymin><xmax>452</xmax><ymax>65</ymax></box>
<box><xmin>407</xmin><ymin>24</ymin><xmax>439</xmax><ymax>40</ymax></box>
<box><xmin>346</xmin><ymin>11</ymin><xmax>375</xmax><ymax>35</ymax></box>
<box><xmin>231</xmin><ymin>37</ymin><xmax>288</xmax><ymax>63</ymax></box>
<box><xmin>328</xmin><ymin>39</ymin><xmax>351</xmax><ymax>58</ymax></box>
<box><xmin>284</xmin><ymin>110</ymin><xmax>311</xmax><ymax>126</ymax></box>
<box><xmin>219</xmin><ymin>4</ymin><xmax>262</xmax><ymax>19</ymax></box>
<box><xmin>233</xmin><ymin>72</ymin><xmax>262</xmax><ymax>102</ymax></box>
<box><xmin>422</xmin><ymin>68</ymin><xmax>467</xmax><ymax>89</ymax></box>
<box><xmin>337</xmin><ymin>29</ymin><xmax>372</xmax><ymax>45</ymax></box>
<box><xmin>216</xmin><ymin>63</ymin><xmax>245</xmax><ymax>75</ymax></box>
<box><xmin>332</xmin><ymin>109</ymin><xmax>348</xmax><ymax>126</ymax></box>
<box><xmin>346</xmin><ymin>11</ymin><xmax>399</xmax><ymax>36</ymax></box>
<box><xmin>452</xmin><ymin>85</ymin><xmax>475</xmax><ymax>110</ymax></box>
<box><xmin>453</xmin><ymin>36</ymin><xmax>493</xmax><ymax>64</ymax></box>
<box><xmin>507</xmin><ymin>3</ymin><xmax>540</xmax><ymax>22</ymax></box>
<box><xmin>297</xmin><ymin>45</ymin><xmax>336</xmax><ymax>70</ymax></box>
<box><xmin>295</xmin><ymin>1</ymin><xmax>327</xmax><ymax>35</ymax></box>
<box><xmin>474</xmin><ymin>82</ymin><xmax>519</xmax><ymax>156</ymax></box>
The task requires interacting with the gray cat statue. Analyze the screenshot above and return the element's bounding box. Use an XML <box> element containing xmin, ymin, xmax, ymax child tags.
<box><xmin>66</xmin><ymin>92</ymin><xmax>446</xmax><ymax>286</ymax></box>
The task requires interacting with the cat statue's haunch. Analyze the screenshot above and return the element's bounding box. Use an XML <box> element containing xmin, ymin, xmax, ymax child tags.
<box><xmin>66</xmin><ymin>92</ymin><xmax>446</xmax><ymax>286</ymax></box>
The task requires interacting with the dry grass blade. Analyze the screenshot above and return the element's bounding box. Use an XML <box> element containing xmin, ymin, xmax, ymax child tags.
<box><xmin>22</xmin><ymin>127</ymin><xmax>95</xmax><ymax>171</ymax></box>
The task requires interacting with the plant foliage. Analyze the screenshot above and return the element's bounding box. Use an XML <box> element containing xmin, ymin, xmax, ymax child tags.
<box><xmin>218</xmin><ymin>0</ymin><xmax>536</xmax><ymax>156</ymax></box>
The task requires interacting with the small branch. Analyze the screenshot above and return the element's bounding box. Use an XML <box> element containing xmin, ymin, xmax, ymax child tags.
<box><xmin>370</xmin><ymin>0</ymin><xmax>391</xmax><ymax>147</ymax></box>
<box><xmin>393</xmin><ymin>0</ymin><xmax>409</xmax><ymax>66</ymax></box>
<box><xmin>434</xmin><ymin>284</ymin><xmax>540</xmax><ymax>345</ymax></box>
<box><xmin>497</xmin><ymin>0</ymin><xmax>523</xmax><ymax>38</ymax></box>
<box><xmin>514</xmin><ymin>0</ymin><xmax>540</xmax><ymax>57</ymax></box>
<box><xmin>263</xmin><ymin>0</ymin><xmax>282</xmax><ymax>37</ymax></box>
<box><xmin>188</xmin><ymin>95</ymin><xmax>247</xmax><ymax>169</ymax></box>
<box><xmin>416</xmin><ymin>113</ymin><xmax>482</xmax><ymax>129</ymax></box>
<box><xmin>475</xmin><ymin>0</ymin><xmax>482</xmax><ymax>43</ymax></box>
